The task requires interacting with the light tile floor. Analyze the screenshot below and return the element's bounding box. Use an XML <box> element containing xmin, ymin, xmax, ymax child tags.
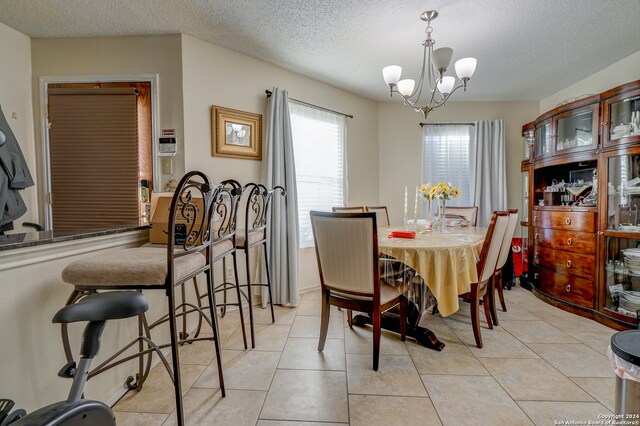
<box><xmin>113</xmin><ymin>284</ymin><xmax>618</xmax><ymax>425</ymax></box>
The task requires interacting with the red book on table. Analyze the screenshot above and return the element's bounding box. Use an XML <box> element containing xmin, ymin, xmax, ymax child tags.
<box><xmin>389</xmin><ymin>230</ymin><xmax>415</xmax><ymax>239</ymax></box>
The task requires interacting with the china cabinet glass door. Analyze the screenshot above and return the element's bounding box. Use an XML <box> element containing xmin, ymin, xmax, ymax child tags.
<box><xmin>606</xmin><ymin>154</ymin><xmax>640</xmax><ymax>231</ymax></box>
<box><xmin>553</xmin><ymin>104</ymin><xmax>598</xmax><ymax>154</ymax></box>
<box><xmin>535</xmin><ymin>119</ymin><xmax>552</xmax><ymax>158</ymax></box>
<box><xmin>603</xmin><ymin>88</ymin><xmax>640</xmax><ymax>147</ymax></box>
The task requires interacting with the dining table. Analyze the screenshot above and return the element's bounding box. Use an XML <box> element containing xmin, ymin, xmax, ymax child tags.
<box><xmin>351</xmin><ymin>225</ymin><xmax>486</xmax><ymax>351</ymax></box>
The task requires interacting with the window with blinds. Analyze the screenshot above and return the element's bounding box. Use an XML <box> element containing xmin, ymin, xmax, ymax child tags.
<box><xmin>422</xmin><ymin>124</ymin><xmax>473</xmax><ymax>208</ymax></box>
<box><xmin>289</xmin><ymin>101</ymin><xmax>346</xmax><ymax>247</ymax></box>
<box><xmin>48</xmin><ymin>88</ymin><xmax>140</xmax><ymax>231</ymax></box>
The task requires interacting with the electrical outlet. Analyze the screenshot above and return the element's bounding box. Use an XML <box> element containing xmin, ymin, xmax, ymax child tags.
<box><xmin>161</xmin><ymin>158</ymin><xmax>173</xmax><ymax>174</ymax></box>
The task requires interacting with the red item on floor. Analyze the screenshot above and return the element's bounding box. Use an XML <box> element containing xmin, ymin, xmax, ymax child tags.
<box><xmin>389</xmin><ymin>230</ymin><xmax>416</xmax><ymax>239</ymax></box>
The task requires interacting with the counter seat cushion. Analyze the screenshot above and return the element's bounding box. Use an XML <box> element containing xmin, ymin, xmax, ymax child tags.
<box><xmin>212</xmin><ymin>238</ymin><xmax>234</xmax><ymax>259</ymax></box>
<box><xmin>62</xmin><ymin>246</ymin><xmax>206</xmax><ymax>287</ymax></box>
<box><xmin>235</xmin><ymin>230</ymin><xmax>265</xmax><ymax>248</ymax></box>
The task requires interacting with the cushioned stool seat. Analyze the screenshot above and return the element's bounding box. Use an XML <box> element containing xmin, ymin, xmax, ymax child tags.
<box><xmin>235</xmin><ymin>230</ymin><xmax>265</xmax><ymax>248</ymax></box>
<box><xmin>62</xmin><ymin>247</ymin><xmax>206</xmax><ymax>288</ymax></box>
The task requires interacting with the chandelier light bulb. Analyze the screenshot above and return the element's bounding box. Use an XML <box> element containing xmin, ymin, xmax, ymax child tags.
<box><xmin>455</xmin><ymin>57</ymin><xmax>477</xmax><ymax>80</ymax></box>
<box><xmin>397</xmin><ymin>79</ymin><xmax>416</xmax><ymax>97</ymax></box>
<box><xmin>382</xmin><ymin>65</ymin><xmax>402</xmax><ymax>86</ymax></box>
<box><xmin>436</xmin><ymin>76</ymin><xmax>456</xmax><ymax>95</ymax></box>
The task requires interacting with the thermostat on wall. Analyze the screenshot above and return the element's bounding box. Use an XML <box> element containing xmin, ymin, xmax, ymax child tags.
<box><xmin>159</xmin><ymin>128</ymin><xmax>177</xmax><ymax>155</ymax></box>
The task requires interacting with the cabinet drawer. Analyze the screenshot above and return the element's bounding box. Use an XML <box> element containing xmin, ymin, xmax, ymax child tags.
<box><xmin>532</xmin><ymin>210</ymin><xmax>596</xmax><ymax>232</ymax></box>
<box><xmin>533</xmin><ymin>245</ymin><xmax>595</xmax><ymax>279</ymax></box>
<box><xmin>533</xmin><ymin>228</ymin><xmax>596</xmax><ymax>254</ymax></box>
<box><xmin>533</xmin><ymin>266</ymin><xmax>594</xmax><ymax>308</ymax></box>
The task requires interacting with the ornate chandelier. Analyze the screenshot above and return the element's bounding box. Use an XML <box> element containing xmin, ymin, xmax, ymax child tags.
<box><xmin>382</xmin><ymin>10</ymin><xmax>477</xmax><ymax>119</ymax></box>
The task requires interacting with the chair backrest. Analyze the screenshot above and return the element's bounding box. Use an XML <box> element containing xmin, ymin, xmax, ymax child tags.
<box><xmin>476</xmin><ymin>211</ymin><xmax>510</xmax><ymax>284</ymax></box>
<box><xmin>365</xmin><ymin>206</ymin><xmax>390</xmax><ymax>227</ymax></box>
<box><xmin>243</xmin><ymin>183</ymin><xmax>286</xmax><ymax>240</ymax></box>
<box><xmin>446</xmin><ymin>206</ymin><xmax>479</xmax><ymax>226</ymax></box>
<box><xmin>167</xmin><ymin>170</ymin><xmax>220</xmax><ymax>259</ymax></box>
<box><xmin>332</xmin><ymin>206</ymin><xmax>366</xmax><ymax>213</ymax></box>
<box><xmin>211</xmin><ymin>179</ymin><xmax>242</xmax><ymax>243</ymax></box>
<box><xmin>310</xmin><ymin>211</ymin><xmax>379</xmax><ymax>299</ymax></box>
<box><xmin>496</xmin><ymin>209</ymin><xmax>519</xmax><ymax>271</ymax></box>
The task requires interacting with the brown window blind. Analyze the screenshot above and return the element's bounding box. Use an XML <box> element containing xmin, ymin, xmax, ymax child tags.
<box><xmin>48</xmin><ymin>88</ymin><xmax>140</xmax><ymax>231</ymax></box>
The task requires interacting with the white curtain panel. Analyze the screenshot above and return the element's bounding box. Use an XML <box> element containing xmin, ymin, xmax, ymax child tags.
<box><xmin>470</xmin><ymin>120</ymin><xmax>507</xmax><ymax>227</ymax></box>
<box><xmin>262</xmin><ymin>87</ymin><xmax>300</xmax><ymax>306</ymax></box>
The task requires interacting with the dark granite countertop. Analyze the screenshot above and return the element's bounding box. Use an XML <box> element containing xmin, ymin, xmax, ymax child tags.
<box><xmin>0</xmin><ymin>226</ymin><xmax>150</xmax><ymax>251</ymax></box>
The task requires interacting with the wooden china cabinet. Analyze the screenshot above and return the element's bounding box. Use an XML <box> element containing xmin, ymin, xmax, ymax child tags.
<box><xmin>522</xmin><ymin>80</ymin><xmax>640</xmax><ymax>329</ymax></box>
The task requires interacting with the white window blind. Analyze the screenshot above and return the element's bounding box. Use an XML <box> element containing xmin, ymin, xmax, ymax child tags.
<box><xmin>422</xmin><ymin>124</ymin><xmax>473</xmax><ymax>208</ymax></box>
<box><xmin>289</xmin><ymin>101</ymin><xmax>346</xmax><ymax>247</ymax></box>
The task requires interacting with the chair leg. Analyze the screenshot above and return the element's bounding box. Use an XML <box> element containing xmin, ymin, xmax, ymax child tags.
<box><xmin>166</xmin><ymin>288</ymin><xmax>185</xmax><ymax>425</ymax></box>
<box><xmin>180</xmin><ymin>282</ymin><xmax>188</xmax><ymax>340</ymax></box>
<box><xmin>244</xmin><ymin>246</ymin><xmax>256</xmax><ymax>349</ymax></box>
<box><xmin>205</xmin><ymin>268</ymin><xmax>225</xmax><ymax>397</ymax></box>
<box><xmin>232</xmin><ymin>251</ymin><xmax>248</xmax><ymax>350</ymax></box>
<box><xmin>318</xmin><ymin>290</ymin><xmax>330</xmax><ymax>352</ymax></box>
<box><xmin>221</xmin><ymin>257</ymin><xmax>228</xmax><ymax>317</ymax></box>
<box><xmin>432</xmin><ymin>303</ymin><xmax>439</xmax><ymax>315</ymax></box>
<box><xmin>263</xmin><ymin>243</ymin><xmax>276</xmax><ymax>323</ymax></box>
<box><xmin>483</xmin><ymin>291</ymin><xmax>493</xmax><ymax>330</ymax></box>
<box><xmin>496</xmin><ymin>269</ymin><xmax>507</xmax><ymax>312</ymax></box>
<box><xmin>470</xmin><ymin>284</ymin><xmax>483</xmax><ymax>349</ymax></box>
<box><xmin>488</xmin><ymin>274</ymin><xmax>499</xmax><ymax>327</ymax></box>
<box><xmin>372</xmin><ymin>307</ymin><xmax>381</xmax><ymax>371</ymax></box>
<box><xmin>347</xmin><ymin>309</ymin><xmax>353</xmax><ymax>328</ymax></box>
<box><xmin>399</xmin><ymin>296</ymin><xmax>407</xmax><ymax>342</ymax></box>
<box><xmin>192</xmin><ymin>277</ymin><xmax>204</xmax><ymax>338</ymax></box>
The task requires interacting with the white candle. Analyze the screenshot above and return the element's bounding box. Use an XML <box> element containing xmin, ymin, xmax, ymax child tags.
<box><xmin>403</xmin><ymin>186</ymin><xmax>408</xmax><ymax>224</ymax></box>
<box><xmin>414</xmin><ymin>186</ymin><xmax>419</xmax><ymax>222</ymax></box>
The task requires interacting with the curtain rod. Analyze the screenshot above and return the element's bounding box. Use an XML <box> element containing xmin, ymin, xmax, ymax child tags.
<box><xmin>265</xmin><ymin>90</ymin><xmax>354</xmax><ymax>119</ymax></box>
<box><xmin>419</xmin><ymin>122</ymin><xmax>476</xmax><ymax>127</ymax></box>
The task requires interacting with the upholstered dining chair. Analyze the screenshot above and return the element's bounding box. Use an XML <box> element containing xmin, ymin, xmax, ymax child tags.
<box><xmin>446</xmin><ymin>206</ymin><xmax>479</xmax><ymax>226</ymax></box>
<box><xmin>236</xmin><ymin>183</ymin><xmax>285</xmax><ymax>348</ymax></box>
<box><xmin>364</xmin><ymin>206</ymin><xmax>391</xmax><ymax>227</ymax></box>
<box><xmin>310</xmin><ymin>211</ymin><xmax>408</xmax><ymax>371</ymax></box>
<box><xmin>59</xmin><ymin>171</ymin><xmax>226</xmax><ymax>426</ymax></box>
<box><xmin>332</xmin><ymin>206</ymin><xmax>366</xmax><ymax>213</ymax></box>
<box><xmin>488</xmin><ymin>209</ymin><xmax>519</xmax><ymax>326</ymax></box>
<box><xmin>462</xmin><ymin>210</ymin><xmax>510</xmax><ymax>348</ymax></box>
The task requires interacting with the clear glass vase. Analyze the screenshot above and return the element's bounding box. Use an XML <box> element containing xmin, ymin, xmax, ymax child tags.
<box><xmin>434</xmin><ymin>198</ymin><xmax>447</xmax><ymax>232</ymax></box>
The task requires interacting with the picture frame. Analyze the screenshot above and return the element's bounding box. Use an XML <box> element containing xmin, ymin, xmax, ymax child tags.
<box><xmin>211</xmin><ymin>105</ymin><xmax>262</xmax><ymax>160</ymax></box>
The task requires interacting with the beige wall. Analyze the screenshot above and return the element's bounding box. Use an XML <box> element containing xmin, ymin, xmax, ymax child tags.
<box><xmin>0</xmin><ymin>22</ymin><xmax>38</xmax><ymax>229</ymax></box>
<box><xmin>378</xmin><ymin>101</ymin><xmax>538</xmax><ymax>226</ymax></box>
<box><xmin>180</xmin><ymin>34</ymin><xmax>380</xmax><ymax>290</ymax></box>
<box><xmin>540</xmin><ymin>49</ymin><xmax>640</xmax><ymax>113</ymax></box>
<box><xmin>30</xmin><ymin>35</ymin><xmax>186</xmax><ymax>209</ymax></box>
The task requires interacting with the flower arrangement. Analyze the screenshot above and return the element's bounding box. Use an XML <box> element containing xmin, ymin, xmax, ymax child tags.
<box><xmin>419</xmin><ymin>182</ymin><xmax>461</xmax><ymax>201</ymax></box>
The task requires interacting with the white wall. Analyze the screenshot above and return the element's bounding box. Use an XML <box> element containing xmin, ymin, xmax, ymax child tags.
<box><xmin>180</xmin><ymin>34</ymin><xmax>380</xmax><ymax>291</ymax></box>
<box><xmin>540</xmin><ymin>50</ymin><xmax>640</xmax><ymax>113</ymax></box>
<box><xmin>0</xmin><ymin>22</ymin><xmax>38</xmax><ymax>229</ymax></box>
<box><xmin>378</xmin><ymin>101</ymin><xmax>538</xmax><ymax>226</ymax></box>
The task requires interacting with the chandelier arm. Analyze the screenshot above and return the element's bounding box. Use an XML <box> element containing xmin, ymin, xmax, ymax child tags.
<box><xmin>393</xmin><ymin>89</ymin><xmax>424</xmax><ymax>115</ymax></box>
<box><xmin>409</xmin><ymin>42</ymin><xmax>430</xmax><ymax>102</ymax></box>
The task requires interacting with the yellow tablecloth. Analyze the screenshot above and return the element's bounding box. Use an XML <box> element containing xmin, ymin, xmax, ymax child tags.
<box><xmin>378</xmin><ymin>226</ymin><xmax>486</xmax><ymax>317</ymax></box>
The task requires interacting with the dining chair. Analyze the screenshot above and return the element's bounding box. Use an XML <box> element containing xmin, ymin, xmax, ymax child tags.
<box><xmin>488</xmin><ymin>208</ymin><xmax>519</xmax><ymax>326</ymax></box>
<box><xmin>332</xmin><ymin>206</ymin><xmax>366</xmax><ymax>213</ymax></box>
<box><xmin>59</xmin><ymin>171</ymin><xmax>226</xmax><ymax>426</ymax></box>
<box><xmin>236</xmin><ymin>183</ymin><xmax>285</xmax><ymax>348</ymax></box>
<box><xmin>446</xmin><ymin>206</ymin><xmax>479</xmax><ymax>226</ymax></box>
<box><xmin>365</xmin><ymin>206</ymin><xmax>390</xmax><ymax>227</ymax></box>
<box><xmin>310</xmin><ymin>211</ymin><xmax>408</xmax><ymax>371</ymax></box>
<box><xmin>462</xmin><ymin>210</ymin><xmax>510</xmax><ymax>348</ymax></box>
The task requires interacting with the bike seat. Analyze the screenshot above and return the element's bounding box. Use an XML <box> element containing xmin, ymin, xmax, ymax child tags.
<box><xmin>53</xmin><ymin>291</ymin><xmax>149</xmax><ymax>324</ymax></box>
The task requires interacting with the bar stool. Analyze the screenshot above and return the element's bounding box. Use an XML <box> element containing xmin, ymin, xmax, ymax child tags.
<box><xmin>190</xmin><ymin>179</ymin><xmax>248</xmax><ymax>349</ymax></box>
<box><xmin>235</xmin><ymin>183</ymin><xmax>285</xmax><ymax>348</ymax></box>
<box><xmin>59</xmin><ymin>171</ymin><xmax>225</xmax><ymax>426</ymax></box>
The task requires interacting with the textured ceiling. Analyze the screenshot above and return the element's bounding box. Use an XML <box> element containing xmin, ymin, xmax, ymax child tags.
<box><xmin>1</xmin><ymin>0</ymin><xmax>639</xmax><ymax>102</ymax></box>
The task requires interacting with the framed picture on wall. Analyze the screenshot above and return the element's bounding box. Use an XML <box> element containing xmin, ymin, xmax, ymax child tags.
<box><xmin>211</xmin><ymin>105</ymin><xmax>262</xmax><ymax>160</ymax></box>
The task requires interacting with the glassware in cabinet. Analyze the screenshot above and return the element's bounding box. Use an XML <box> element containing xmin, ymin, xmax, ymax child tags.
<box><xmin>535</xmin><ymin>119</ymin><xmax>552</xmax><ymax>158</ymax></box>
<box><xmin>604</xmin><ymin>236</ymin><xmax>640</xmax><ymax>320</ymax></box>
<box><xmin>554</xmin><ymin>104</ymin><xmax>598</xmax><ymax>153</ymax></box>
<box><xmin>606</xmin><ymin>154</ymin><xmax>640</xmax><ymax>232</ymax></box>
<box><xmin>603</xmin><ymin>88</ymin><xmax>640</xmax><ymax>147</ymax></box>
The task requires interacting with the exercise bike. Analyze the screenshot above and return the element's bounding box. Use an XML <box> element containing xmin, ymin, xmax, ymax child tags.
<box><xmin>1</xmin><ymin>291</ymin><xmax>149</xmax><ymax>425</ymax></box>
